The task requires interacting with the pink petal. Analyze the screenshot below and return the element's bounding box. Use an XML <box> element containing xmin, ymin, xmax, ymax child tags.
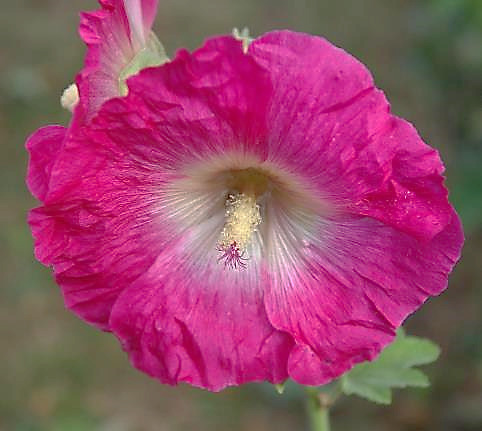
<box><xmin>250</xmin><ymin>31</ymin><xmax>453</xmax><ymax>241</ymax></box>
<box><xmin>110</xmin><ymin>237</ymin><xmax>294</xmax><ymax>391</ymax></box>
<box><xmin>28</xmin><ymin>128</ymin><xmax>166</xmax><ymax>329</ymax></box>
<box><xmin>25</xmin><ymin>125</ymin><xmax>66</xmax><ymax>201</ymax></box>
<box><xmin>263</xmin><ymin>210</ymin><xmax>463</xmax><ymax>385</ymax></box>
<box><xmin>114</xmin><ymin>35</ymin><xmax>271</xmax><ymax>162</ymax></box>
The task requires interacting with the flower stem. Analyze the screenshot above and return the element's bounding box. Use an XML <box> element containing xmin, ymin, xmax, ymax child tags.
<box><xmin>306</xmin><ymin>387</ymin><xmax>331</xmax><ymax>431</ymax></box>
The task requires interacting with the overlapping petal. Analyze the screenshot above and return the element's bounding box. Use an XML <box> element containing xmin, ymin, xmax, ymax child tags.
<box><xmin>28</xmin><ymin>127</ymin><xmax>166</xmax><ymax>328</ymax></box>
<box><xmin>25</xmin><ymin>126</ymin><xmax>66</xmax><ymax>201</ymax></box>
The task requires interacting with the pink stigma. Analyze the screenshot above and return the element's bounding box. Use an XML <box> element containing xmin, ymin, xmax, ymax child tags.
<box><xmin>217</xmin><ymin>241</ymin><xmax>248</xmax><ymax>270</ymax></box>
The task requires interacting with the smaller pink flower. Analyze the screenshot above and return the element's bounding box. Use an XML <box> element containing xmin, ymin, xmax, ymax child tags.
<box><xmin>75</xmin><ymin>0</ymin><xmax>167</xmax><ymax>124</ymax></box>
<box><xmin>27</xmin><ymin>0</ymin><xmax>166</xmax><ymax>202</ymax></box>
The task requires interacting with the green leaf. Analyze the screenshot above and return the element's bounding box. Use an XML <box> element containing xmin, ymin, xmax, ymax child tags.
<box><xmin>340</xmin><ymin>329</ymin><xmax>440</xmax><ymax>404</ymax></box>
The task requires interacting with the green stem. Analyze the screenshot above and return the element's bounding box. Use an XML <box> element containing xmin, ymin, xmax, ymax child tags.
<box><xmin>306</xmin><ymin>388</ymin><xmax>331</xmax><ymax>431</ymax></box>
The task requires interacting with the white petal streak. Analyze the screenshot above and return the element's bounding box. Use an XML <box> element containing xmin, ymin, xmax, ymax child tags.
<box><xmin>123</xmin><ymin>0</ymin><xmax>146</xmax><ymax>47</ymax></box>
<box><xmin>264</xmin><ymin>196</ymin><xmax>324</xmax><ymax>294</ymax></box>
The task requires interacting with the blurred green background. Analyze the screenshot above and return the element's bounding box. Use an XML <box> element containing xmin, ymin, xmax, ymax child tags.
<box><xmin>1</xmin><ymin>1</ymin><xmax>481</xmax><ymax>430</ymax></box>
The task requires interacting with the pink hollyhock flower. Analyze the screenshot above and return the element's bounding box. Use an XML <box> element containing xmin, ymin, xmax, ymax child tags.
<box><xmin>74</xmin><ymin>0</ymin><xmax>166</xmax><ymax>123</ymax></box>
<box><xmin>27</xmin><ymin>30</ymin><xmax>463</xmax><ymax>391</ymax></box>
<box><xmin>27</xmin><ymin>0</ymin><xmax>166</xmax><ymax>201</ymax></box>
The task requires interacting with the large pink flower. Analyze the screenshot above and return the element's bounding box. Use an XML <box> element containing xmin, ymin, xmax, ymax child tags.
<box><xmin>27</xmin><ymin>31</ymin><xmax>463</xmax><ymax>391</ymax></box>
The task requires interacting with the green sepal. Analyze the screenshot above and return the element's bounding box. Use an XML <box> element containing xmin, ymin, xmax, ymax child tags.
<box><xmin>340</xmin><ymin>329</ymin><xmax>440</xmax><ymax>404</ymax></box>
<box><xmin>119</xmin><ymin>32</ymin><xmax>169</xmax><ymax>95</ymax></box>
<box><xmin>274</xmin><ymin>382</ymin><xmax>286</xmax><ymax>395</ymax></box>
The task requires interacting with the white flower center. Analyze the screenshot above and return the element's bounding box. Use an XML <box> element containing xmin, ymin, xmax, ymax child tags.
<box><xmin>162</xmin><ymin>154</ymin><xmax>330</xmax><ymax>273</ymax></box>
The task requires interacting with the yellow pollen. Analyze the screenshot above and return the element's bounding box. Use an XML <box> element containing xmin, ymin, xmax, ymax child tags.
<box><xmin>219</xmin><ymin>192</ymin><xmax>261</xmax><ymax>252</ymax></box>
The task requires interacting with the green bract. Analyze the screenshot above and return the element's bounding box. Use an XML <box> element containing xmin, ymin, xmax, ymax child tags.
<box><xmin>119</xmin><ymin>32</ymin><xmax>169</xmax><ymax>95</ymax></box>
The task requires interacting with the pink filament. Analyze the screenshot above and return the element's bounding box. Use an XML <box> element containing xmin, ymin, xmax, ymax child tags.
<box><xmin>217</xmin><ymin>241</ymin><xmax>248</xmax><ymax>270</ymax></box>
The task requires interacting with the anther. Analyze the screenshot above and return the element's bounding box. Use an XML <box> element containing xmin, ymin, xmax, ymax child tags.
<box><xmin>218</xmin><ymin>192</ymin><xmax>261</xmax><ymax>269</ymax></box>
